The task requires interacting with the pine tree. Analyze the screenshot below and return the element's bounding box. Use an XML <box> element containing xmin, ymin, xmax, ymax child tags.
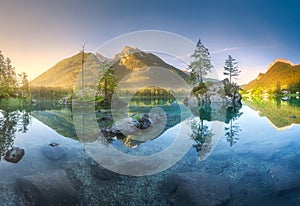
<box><xmin>97</xmin><ymin>62</ymin><xmax>118</xmax><ymax>103</ymax></box>
<box><xmin>189</xmin><ymin>39</ymin><xmax>213</xmax><ymax>84</ymax></box>
<box><xmin>18</xmin><ymin>72</ymin><xmax>30</xmax><ymax>97</ymax></box>
<box><xmin>224</xmin><ymin>55</ymin><xmax>240</xmax><ymax>84</ymax></box>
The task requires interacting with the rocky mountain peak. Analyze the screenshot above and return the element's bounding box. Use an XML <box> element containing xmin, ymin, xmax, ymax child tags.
<box><xmin>114</xmin><ymin>46</ymin><xmax>142</xmax><ymax>60</ymax></box>
<box><xmin>267</xmin><ymin>58</ymin><xmax>293</xmax><ymax>71</ymax></box>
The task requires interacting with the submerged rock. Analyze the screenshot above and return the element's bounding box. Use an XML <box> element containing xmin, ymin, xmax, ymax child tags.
<box><xmin>42</xmin><ymin>144</ymin><xmax>66</xmax><ymax>161</ymax></box>
<box><xmin>4</xmin><ymin>147</ymin><xmax>25</xmax><ymax>163</ymax></box>
<box><xmin>88</xmin><ymin>158</ymin><xmax>119</xmax><ymax>180</ymax></box>
<box><xmin>16</xmin><ymin>169</ymin><xmax>81</xmax><ymax>205</ymax></box>
<box><xmin>161</xmin><ymin>172</ymin><xmax>231</xmax><ymax>206</ymax></box>
<box><xmin>270</xmin><ymin>166</ymin><xmax>300</xmax><ymax>195</ymax></box>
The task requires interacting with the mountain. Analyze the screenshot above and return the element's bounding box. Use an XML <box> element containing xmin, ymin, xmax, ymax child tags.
<box><xmin>243</xmin><ymin>58</ymin><xmax>300</xmax><ymax>91</ymax></box>
<box><xmin>31</xmin><ymin>46</ymin><xmax>189</xmax><ymax>88</ymax></box>
<box><xmin>111</xmin><ymin>49</ymin><xmax>189</xmax><ymax>83</ymax></box>
<box><xmin>31</xmin><ymin>53</ymin><xmax>102</xmax><ymax>88</ymax></box>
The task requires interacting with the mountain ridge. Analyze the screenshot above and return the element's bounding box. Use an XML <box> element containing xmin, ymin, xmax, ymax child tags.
<box><xmin>243</xmin><ymin>58</ymin><xmax>300</xmax><ymax>91</ymax></box>
<box><xmin>31</xmin><ymin>46</ymin><xmax>189</xmax><ymax>88</ymax></box>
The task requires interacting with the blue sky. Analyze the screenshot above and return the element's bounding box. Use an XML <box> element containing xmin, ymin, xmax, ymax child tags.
<box><xmin>0</xmin><ymin>0</ymin><xmax>299</xmax><ymax>84</ymax></box>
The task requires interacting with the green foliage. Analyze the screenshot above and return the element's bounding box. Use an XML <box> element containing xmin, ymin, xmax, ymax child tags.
<box><xmin>0</xmin><ymin>51</ymin><xmax>31</xmax><ymax>99</ymax></box>
<box><xmin>30</xmin><ymin>86</ymin><xmax>72</xmax><ymax>99</ymax></box>
<box><xmin>288</xmin><ymin>79</ymin><xmax>300</xmax><ymax>93</ymax></box>
<box><xmin>192</xmin><ymin>82</ymin><xmax>207</xmax><ymax>97</ymax></box>
<box><xmin>224</xmin><ymin>55</ymin><xmax>240</xmax><ymax>84</ymax></box>
<box><xmin>97</xmin><ymin>66</ymin><xmax>118</xmax><ymax>104</ymax></box>
<box><xmin>224</xmin><ymin>83</ymin><xmax>241</xmax><ymax>96</ymax></box>
<box><xmin>0</xmin><ymin>51</ymin><xmax>17</xmax><ymax>98</ymax></box>
<box><xmin>189</xmin><ymin>39</ymin><xmax>213</xmax><ymax>84</ymax></box>
<box><xmin>133</xmin><ymin>86</ymin><xmax>173</xmax><ymax>98</ymax></box>
<box><xmin>17</xmin><ymin>72</ymin><xmax>30</xmax><ymax>98</ymax></box>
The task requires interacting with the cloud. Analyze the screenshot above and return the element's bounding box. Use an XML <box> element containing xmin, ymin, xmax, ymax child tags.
<box><xmin>211</xmin><ymin>47</ymin><xmax>241</xmax><ymax>54</ymax></box>
<box><xmin>211</xmin><ymin>45</ymin><xmax>276</xmax><ymax>54</ymax></box>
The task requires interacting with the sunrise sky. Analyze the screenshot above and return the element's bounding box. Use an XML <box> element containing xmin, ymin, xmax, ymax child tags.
<box><xmin>0</xmin><ymin>0</ymin><xmax>300</xmax><ymax>84</ymax></box>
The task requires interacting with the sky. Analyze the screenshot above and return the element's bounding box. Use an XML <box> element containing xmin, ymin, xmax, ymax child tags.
<box><xmin>0</xmin><ymin>0</ymin><xmax>300</xmax><ymax>84</ymax></box>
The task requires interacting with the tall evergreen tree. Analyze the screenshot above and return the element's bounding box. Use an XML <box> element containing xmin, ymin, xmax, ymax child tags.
<box><xmin>224</xmin><ymin>55</ymin><xmax>240</xmax><ymax>83</ymax></box>
<box><xmin>97</xmin><ymin>63</ymin><xmax>118</xmax><ymax>104</ymax></box>
<box><xmin>189</xmin><ymin>39</ymin><xmax>213</xmax><ymax>84</ymax></box>
<box><xmin>18</xmin><ymin>72</ymin><xmax>30</xmax><ymax>97</ymax></box>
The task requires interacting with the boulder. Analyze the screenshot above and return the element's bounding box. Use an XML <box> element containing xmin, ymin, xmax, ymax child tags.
<box><xmin>4</xmin><ymin>147</ymin><xmax>25</xmax><ymax>163</ymax></box>
<box><xmin>16</xmin><ymin>169</ymin><xmax>81</xmax><ymax>205</ymax></box>
<box><xmin>206</xmin><ymin>81</ymin><xmax>226</xmax><ymax>103</ymax></box>
<box><xmin>137</xmin><ymin>114</ymin><xmax>152</xmax><ymax>129</ymax></box>
<box><xmin>101</xmin><ymin>113</ymin><xmax>164</xmax><ymax>137</ymax></box>
<box><xmin>233</xmin><ymin>92</ymin><xmax>242</xmax><ymax>104</ymax></box>
<box><xmin>161</xmin><ymin>172</ymin><xmax>231</xmax><ymax>206</ymax></box>
<box><xmin>42</xmin><ymin>144</ymin><xmax>66</xmax><ymax>161</ymax></box>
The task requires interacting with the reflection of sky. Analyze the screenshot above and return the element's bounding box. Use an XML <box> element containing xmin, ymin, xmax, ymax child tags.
<box><xmin>1</xmin><ymin>0</ymin><xmax>300</xmax><ymax>84</ymax></box>
<box><xmin>216</xmin><ymin>105</ymin><xmax>300</xmax><ymax>152</ymax></box>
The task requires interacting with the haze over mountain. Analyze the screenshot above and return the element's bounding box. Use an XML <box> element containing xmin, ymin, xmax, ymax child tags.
<box><xmin>243</xmin><ymin>58</ymin><xmax>300</xmax><ymax>91</ymax></box>
<box><xmin>31</xmin><ymin>46</ymin><xmax>188</xmax><ymax>88</ymax></box>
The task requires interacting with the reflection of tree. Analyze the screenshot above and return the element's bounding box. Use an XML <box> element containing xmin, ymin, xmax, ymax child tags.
<box><xmin>225</xmin><ymin>105</ymin><xmax>243</xmax><ymax>146</ymax></box>
<box><xmin>190</xmin><ymin>104</ymin><xmax>214</xmax><ymax>159</ymax></box>
<box><xmin>0</xmin><ymin>110</ymin><xmax>31</xmax><ymax>158</ymax></box>
<box><xmin>190</xmin><ymin>119</ymin><xmax>214</xmax><ymax>156</ymax></box>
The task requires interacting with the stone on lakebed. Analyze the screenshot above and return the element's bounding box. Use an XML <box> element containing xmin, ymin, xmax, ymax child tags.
<box><xmin>4</xmin><ymin>147</ymin><xmax>25</xmax><ymax>163</ymax></box>
<box><xmin>161</xmin><ymin>172</ymin><xmax>231</xmax><ymax>206</ymax></box>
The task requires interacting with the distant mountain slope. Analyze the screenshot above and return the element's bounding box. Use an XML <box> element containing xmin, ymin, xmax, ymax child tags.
<box><xmin>111</xmin><ymin>50</ymin><xmax>189</xmax><ymax>82</ymax></box>
<box><xmin>31</xmin><ymin>53</ymin><xmax>101</xmax><ymax>88</ymax></box>
<box><xmin>243</xmin><ymin>58</ymin><xmax>300</xmax><ymax>91</ymax></box>
<box><xmin>31</xmin><ymin>46</ymin><xmax>189</xmax><ymax>88</ymax></box>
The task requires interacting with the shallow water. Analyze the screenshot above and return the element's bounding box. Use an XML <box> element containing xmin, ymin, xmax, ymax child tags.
<box><xmin>1</xmin><ymin>97</ymin><xmax>300</xmax><ymax>205</ymax></box>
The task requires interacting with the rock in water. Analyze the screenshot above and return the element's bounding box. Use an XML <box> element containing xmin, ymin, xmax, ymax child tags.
<box><xmin>42</xmin><ymin>144</ymin><xmax>66</xmax><ymax>160</ymax></box>
<box><xmin>16</xmin><ymin>169</ymin><xmax>81</xmax><ymax>205</ymax></box>
<box><xmin>4</xmin><ymin>147</ymin><xmax>25</xmax><ymax>163</ymax></box>
<box><xmin>138</xmin><ymin>114</ymin><xmax>152</xmax><ymax>129</ymax></box>
<box><xmin>161</xmin><ymin>172</ymin><xmax>231</xmax><ymax>206</ymax></box>
<box><xmin>233</xmin><ymin>92</ymin><xmax>242</xmax><ymax>104</ymax></box>
<box><xmin>49</xmin><ymin>142</ymin><xmax>59</xmax><ymax>147</ymax></box>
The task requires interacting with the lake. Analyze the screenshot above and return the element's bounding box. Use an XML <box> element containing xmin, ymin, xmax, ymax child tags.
<box><xmin>1</xmin><ymin>97</ymin><xmax>300</xmax><ymax>205</ymax></box>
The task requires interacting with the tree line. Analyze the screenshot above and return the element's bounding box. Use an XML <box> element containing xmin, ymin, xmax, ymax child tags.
<box><xmin>0</xmin><ymin>51</ymin><xmax>30</xmax><ymax>99</ymax></box>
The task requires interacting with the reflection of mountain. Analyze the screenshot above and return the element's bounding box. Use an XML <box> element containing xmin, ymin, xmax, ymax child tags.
<box><xmin>244</xmin><ymin>97</ymin><xmax>300</xmax><ymax>129</ymax></box>
<box><xmin>32</xmin><ymin>109</ymin><xmax>77</xmax><ymax>139</ymax></box>
<box><xmin>243</xmin><ymin>58</ymin><xmax>300</xmax><ymax>91</ymax></box>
